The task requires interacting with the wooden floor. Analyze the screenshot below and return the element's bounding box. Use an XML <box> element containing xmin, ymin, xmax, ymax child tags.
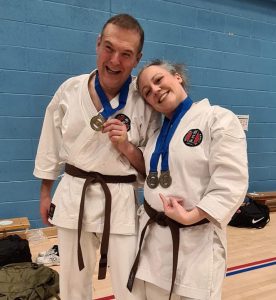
<box><xmin>222</xmin><ymin>212</ymin><xmax>276</xmax><ymax>300</ymax></box>
<box><xmin>29</xmin><ymin>212</ymin><xmax>276</xmax><ymax>299</ymax></box>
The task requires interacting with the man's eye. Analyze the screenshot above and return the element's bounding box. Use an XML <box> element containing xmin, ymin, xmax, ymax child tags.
<box><xmin>105</xmin><ymin>46</ymin><xmax>112</xmax><ymax>52</ymax></box>
<box><xmin>122</xmin><ymin>53</ymin><xmax>131</xmax><ymax>58</ymax></box>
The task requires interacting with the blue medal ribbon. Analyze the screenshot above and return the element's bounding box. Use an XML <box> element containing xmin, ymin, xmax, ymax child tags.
<box><xmin>148</xmin><ymin>97</ymin><xmax>193</xmax><ymax>180</ymax></box>
<box><xmin>94</xmin><ymin>71</ymin><xmax>132</xmax><ymax>119</ymax></box>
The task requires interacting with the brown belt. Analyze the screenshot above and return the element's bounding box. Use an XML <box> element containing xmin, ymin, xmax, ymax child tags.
<box><xmin>64</xmin><ymin>163</ymin><xmax>136</xmax><ymax>279</ymax></box>
<box><xmin>127</xmin><ymin>199</ymin><xmax>209</xmax><ymax>300</ymax></box>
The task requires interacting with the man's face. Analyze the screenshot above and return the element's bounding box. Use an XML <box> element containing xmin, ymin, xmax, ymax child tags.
<box><xmin>96</xmin><ymin>23</ymin><xmax>142</xmax><ymax>99</ymax></box>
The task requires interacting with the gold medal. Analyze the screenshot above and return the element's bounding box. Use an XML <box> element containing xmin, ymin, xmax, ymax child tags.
<box><xmin>90</xmin><ymin>114</ymin><xmax>106</xmax><ymax>131</ymax></box>
<box><xmin>146</xmin><ymin>172</ymin><xmax>159</xmax><ymax>189</ymax></box>
<box><xmin>159</xmin><ymin>171</ymin><xmax>172</xmax><ymax>188</ymax></box>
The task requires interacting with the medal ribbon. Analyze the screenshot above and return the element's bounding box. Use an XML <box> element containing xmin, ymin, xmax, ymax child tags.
<box><xmin>149</xmin><ymin>97</ymin><xmax>193</xmax><ymax>174</ymax></box>
<box><xmin>95</xmin><ymin>71</ymin><xmax>132</xmax><ymax>119</ymax></box>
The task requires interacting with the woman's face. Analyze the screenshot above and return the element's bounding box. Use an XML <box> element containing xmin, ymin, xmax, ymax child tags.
<box><xmin>138</xmin><ymin>65</ymin><xmax>187</xmax><ymax>118</ymax></box>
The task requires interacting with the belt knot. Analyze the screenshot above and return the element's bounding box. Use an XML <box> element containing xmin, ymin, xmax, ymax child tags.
<box><xmin>154</xmin><ymin>211</ymin><xmax>167</xmax><ymax>227</ymax></box>
<box><xmin>87</xmin><ymin>172</ymin><xmax>101</xmax><ymax>183</ymax></box>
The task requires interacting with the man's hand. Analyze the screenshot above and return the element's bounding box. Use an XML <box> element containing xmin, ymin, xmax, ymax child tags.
<box><xmin>40</xmin><ymin>195</ymin><xmax>52</xmax><ymax>226</ymax></box>
<box><xmin>102</xmin><ymin>118</ymin><xmax>128</xmax><ymax>151</ymax></box>
<box><xmin>102</xmin><ymin>118</ymin><xmax>146</xmax><ymax>176</ymax></box>
<box><xmin>40</xmin><ymin>179</ymin><xmax>54</xmax><ymax>226</ymax></box>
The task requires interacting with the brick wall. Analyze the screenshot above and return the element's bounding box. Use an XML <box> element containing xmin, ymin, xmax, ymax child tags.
<box><xmin>1</xmin><ymin>0</ymin><xmax>275</xmax><ymax>227</ymax></box>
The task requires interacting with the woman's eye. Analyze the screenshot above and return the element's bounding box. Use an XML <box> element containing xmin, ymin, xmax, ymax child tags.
<box><xmin>145</xmin><ymin>90</ymin><xmax>151</xmax><ymax>97</ymax></box>
<box><xmin>156</xmin><ymin>77</ymin><xmax>162</xmax><ymax>83</ymax></box>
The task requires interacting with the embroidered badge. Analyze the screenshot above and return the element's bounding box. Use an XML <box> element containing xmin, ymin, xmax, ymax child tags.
<box><xmin>115</xmin><ymin>113</ymin><xmax>131</xmax><ymax>131</ymax></box>
<box><xmin>183</xmin><ymin>129</ymin><xmax>203</xmax><ymax>147</ymax></box>
<box><xmin>48</xmin><ymin>203</ymin><xmax>56</xmax><ymax>220</ymax></box>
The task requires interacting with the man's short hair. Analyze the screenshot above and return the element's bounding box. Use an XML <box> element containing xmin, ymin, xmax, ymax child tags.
<box><xmin>101</xmin><ymin>14</ymin><xmax>144</xmax><ymax>53</ymax></box>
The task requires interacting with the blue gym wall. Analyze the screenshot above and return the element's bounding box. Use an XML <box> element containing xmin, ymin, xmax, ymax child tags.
<box><xmin>0</xmin><ymin>0</ymin><xmax>276</xmax><ymax>228</ymax></box>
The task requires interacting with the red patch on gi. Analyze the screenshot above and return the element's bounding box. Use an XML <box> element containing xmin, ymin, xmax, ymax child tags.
<box><xmin>115</xmin><ymin>113</ymin><xmax>131</xmax><ymax>131</ymax></box>
<box><xmin>183</xmin><ymin>129</ymin><xmax>203</xmax><ymax>147</ymax></box>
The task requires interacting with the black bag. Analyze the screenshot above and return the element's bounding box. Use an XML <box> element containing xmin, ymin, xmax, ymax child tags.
<box><xmin>0</xmin><ymin>262</ymin><xmax>60</xmax><ymax>300</ymax></box>
<box><xmin>229</xmin><ymin>199</ymin><xmax>270</xmax><ymax>229</ymax></box>
<box><xmin>0</xmin><ymin>235</ymin><xmax>32</xmax><ymax>267</ymax></box>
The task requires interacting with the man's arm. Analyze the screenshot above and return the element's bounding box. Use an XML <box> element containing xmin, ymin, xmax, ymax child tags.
<box><xmin>116</xmin><ymin>140</ymin><xmax>145</xmax><ymax>176</ymax></box>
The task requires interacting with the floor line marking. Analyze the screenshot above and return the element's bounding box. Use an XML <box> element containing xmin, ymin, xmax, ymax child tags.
<box><xmin>226</xmin><ymin>257</ymin><xmax>276</xmax><ymax>276</ymax></box>
<box><xmin>94</xmin><ymin>295</ymin><xmax>115</xmax><ymax>300</ymax></box>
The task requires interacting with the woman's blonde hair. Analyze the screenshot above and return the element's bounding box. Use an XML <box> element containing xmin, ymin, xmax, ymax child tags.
<box><xmin>137</xmin><ymin>59</ymin><xmax>189</xmax><ymax>92</ymax></box>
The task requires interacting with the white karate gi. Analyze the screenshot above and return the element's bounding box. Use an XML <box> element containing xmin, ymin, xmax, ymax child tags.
<box><xmin>135</xmin><ymin>99</ymin><xmax>248</xmax><ymax>300</ymax></box>
<box><xmin>33</xmin><ymin>69</ymin><xmax>160</xmax><ymax>300</ymax></box>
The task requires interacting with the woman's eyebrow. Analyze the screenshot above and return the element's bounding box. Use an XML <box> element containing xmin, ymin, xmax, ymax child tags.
<box><xmin>152</xmin><ymin>73</ymin><xmax>163</xmax><ymax>81</ymax></box>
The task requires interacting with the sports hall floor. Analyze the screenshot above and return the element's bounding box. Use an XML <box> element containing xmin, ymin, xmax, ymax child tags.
<box><xmin>31</xmin><ymin>212</ymin><xmax>276</xmax><ymax>300</ymax></box>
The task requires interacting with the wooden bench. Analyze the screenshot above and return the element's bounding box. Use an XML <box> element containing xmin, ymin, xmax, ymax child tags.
<box><xmin>0</xmin><ymin>217</ymin><xmax>30</xmax><ymax>239</ymax></box>
<box><xmin>246</xmin><ymin>191</ymin><xmax>276</xmax><ymax>212</ymax></box>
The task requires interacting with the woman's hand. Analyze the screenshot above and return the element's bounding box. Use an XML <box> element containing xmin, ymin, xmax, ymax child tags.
<box><xmin>160</xmin><ymin>193</ymin><xmax>208</xmax><ymax>225</ymax></box>
<box><xmin>159</xmin><ymin>193</ymin><xmax>188</xmax><ymax>224</ymax></box>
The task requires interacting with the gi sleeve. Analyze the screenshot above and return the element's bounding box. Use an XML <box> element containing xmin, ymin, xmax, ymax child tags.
<box><xmin>196</xmin><ymin>106</ymin><xmax>249</xmax><ymax>228</ymax></box>
<box><xmin>33</xmin><ymin>84</ymin><xmax>66</xmax><ymax>180</ymax></box>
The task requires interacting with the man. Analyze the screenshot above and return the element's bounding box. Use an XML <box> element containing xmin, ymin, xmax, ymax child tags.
<box><xmin>34</xmin><ymin>14</ymin><xmax>160</xmax><ymax>300</ymax></box>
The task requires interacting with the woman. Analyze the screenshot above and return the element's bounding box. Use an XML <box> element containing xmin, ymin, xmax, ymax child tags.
<box><xmin>127</xmin><ymin>60</ymin><xmax>248</xmax><ymax>300</ymax></box>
